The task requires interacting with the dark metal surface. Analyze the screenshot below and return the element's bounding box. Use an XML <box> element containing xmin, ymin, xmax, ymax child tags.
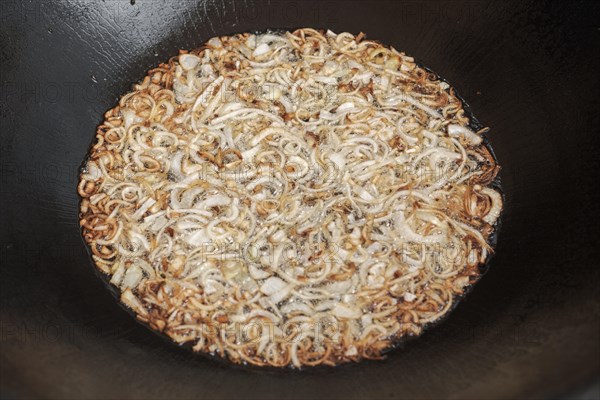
<box><xmin>1</xmin><ymin>0</ymin><xmax>599</xmax><ymax>399</ymax></box>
